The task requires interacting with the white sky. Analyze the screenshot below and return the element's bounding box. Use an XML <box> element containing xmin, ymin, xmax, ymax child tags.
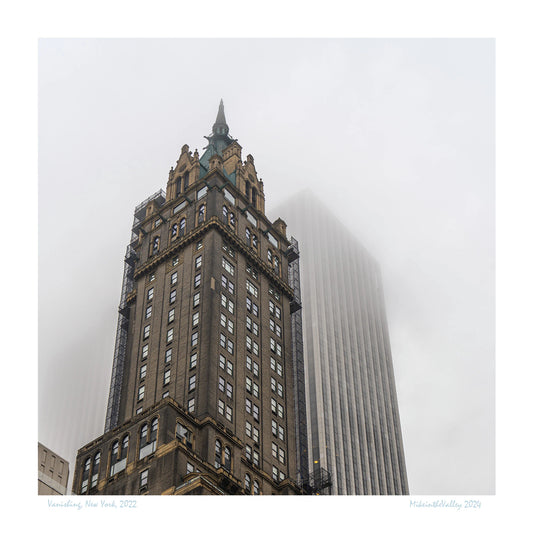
<box><xmin>3</xmin><ymin>1</ymin><xmax>533</xmax><ymax>530</ymax></box>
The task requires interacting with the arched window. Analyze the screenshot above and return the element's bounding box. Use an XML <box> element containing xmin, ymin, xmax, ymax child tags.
<box><xmin>139</xmin><ymin>419</ymin><xmax>158</xmax><ymax>459</ymax></box>
<box><xmin>150</xmin><ymin>418</ymin><xmax>158</xmax><ymax>444</ymax></box>
<box><xmin>244</xmin><ymin>473</ymin><xmax>251</xmax><ymax>493</ymax></box>
<box><xmin>110</xmin><ymin>441</ymin><xmax>119</xmax><ymax>468</ymax></box>
<box><xmin>224</xmin><ymin>446</ymin><xmax>231</xmax><ymax>470</ymax></box>
<box><xmin>91</xmin><ymin>452</ymin><xmax>100</xmax><ymax>488</ymax></box>
<box><xmin>214</xmin><ymin>440</ymin><xmax>222</xmax><ymax>468</ymax></box>
<box><xmin>198</xmin><ymin>204</ymin><xmax>205</xmax><ymax>224</ymax></box>
<box><xmin>171</xmin><ymin>223</ymin><xmax>178</xmax><ymax>238</ymax></box>
<box><xmin>140</xmin><ymin>424</ymin><xmax>148</xmax><ymax>449</ymax></box>
<box><xmin>179</xmin><ymin>218</ymin><xmax>186</xmax><ymax>237</ymax></box>
<box><xmin>253</xmin><ymin>479</ymin><xmax>260</xmax><ymax>495</ymax></box>
<box><xmin>80</xmin><ymin>457</ymin><xmax>91</xmax><ymax>494</ymax></box>
<box><xmin>121</xmin><ymin>435</ymin><xmax>129</xmax><ymax>460</ymax></box>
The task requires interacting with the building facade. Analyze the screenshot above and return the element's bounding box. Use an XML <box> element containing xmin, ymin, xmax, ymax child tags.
<box><xmin>38</xmin><ymin>442</ymin><xmax>70</xmax><ymax>495</ymax></box>
<box><xmin>71</xmin><ymin>102</ymin><xmax>306</xmax><ymax>495</ymax></box>
<box><xmin>272</xmin><ymin>191</ymin><xmax>409</xmax><ymax>495</ymax></box>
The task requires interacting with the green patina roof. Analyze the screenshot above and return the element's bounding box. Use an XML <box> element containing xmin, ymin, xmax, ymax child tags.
<box><xmin>199</xmin><ymin>99</ymin><xmax>237</xmax><ymax>185</ymax></box>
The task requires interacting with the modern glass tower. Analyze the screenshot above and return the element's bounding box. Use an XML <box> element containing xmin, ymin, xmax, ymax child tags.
<box><xmin>272</xmin><ymin>191</ymin><xmax>409</xmax><ymax>495</ymax></box>
<box><xmin>71</xmin><ymin>102</ymin><xmax>308</xmax><ymax>495</ymax></box>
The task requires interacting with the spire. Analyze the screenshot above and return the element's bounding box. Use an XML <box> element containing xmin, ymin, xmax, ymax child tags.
<box><xmin>212</xmin><ymin>98</ymin><xmax>229</xmax><ymax>136</ymax></box>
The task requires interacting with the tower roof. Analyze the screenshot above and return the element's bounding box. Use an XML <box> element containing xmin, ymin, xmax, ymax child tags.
<box><xmin>200</xmin><ymin>99</ymin><xmax>237</xmax><ymax>180</ymax></box>
<box><xmin>213</xmin><ymin>99</ymin><xmax>228</xmax><ymax>132</ymax></box>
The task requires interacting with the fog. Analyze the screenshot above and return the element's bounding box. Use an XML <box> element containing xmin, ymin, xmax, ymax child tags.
<box><xmin>38</xmin><ymin>38</ymin><xmax>494</xmax><ymax>495</ymax></box>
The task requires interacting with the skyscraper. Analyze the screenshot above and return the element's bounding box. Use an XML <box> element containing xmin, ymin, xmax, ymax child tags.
<box><xmin>71</xmin><ymin>101</ymin><xmax>306</xmax><ymax>495</ymax></box>
<box><xmin>272</xmin><ymin>191</ymin><xmax>409</xmax><ymax>495</ymax></box>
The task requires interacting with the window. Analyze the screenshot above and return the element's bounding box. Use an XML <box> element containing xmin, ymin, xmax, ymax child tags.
<box><xmin>220</xmin><ymin>333</ymin><xmax>226</xmax><ymax>349</ymax></box>
<box><xmin>215</xmin><ymin>440</ymin><xmax>222</xmax><ymax>468</ymax></box>
<box><xmin>91</xmin><ymin>452</ymin><xmax>100</xmax><ymax>488</ymax></box>
<box><xmin>245</xmin><ymin>473</ymin><xmax>251</xmax><ymax>493</ymax></box>
<box><xmin>147</xmin><ymin>288</ymin><xmax>154</xmax><ymax>301</ymax></box>
<box><xmin>246</xmin><ymin>264</ymin><xmax>258</xmax><ymax>279</ymax></box>
<box><xmin>179</xmin><ymin>218</ymin><xmax>186</xmax><ymax>236</ymax></box>
<box><xmin>197</xmin><ymin>186</ymin><xmax>208</xmax><ymax>199</ymax></box>
<box><xmin>226</xmin><ymin>404</ymin><xmax>233</xmax><ymax>421</ymax></box>
<box><xmin>222</xmin><ymin>242</ymin><xmax>235</xmax><ymax>258</ymax></box>
<box><xmin>219</xmin><ymin>376</ymin><xmax>225</xmax><ymax>393</ymax></box>
<box><xmin>165</xmin><ymin>348</ymin><xmax>172</xmax><ymax>363</ymax></box>
<box><xmin>246</xmin><ymin>210</ymin><xmax>257</xmax><ymax>227</ymax></box>
<box><xmin>194</xmin><ymin>272</ymin><xmax>201</xmax><ymax>288</ymax></box>
<box><xmin>253</xmin><ymin>450</ymin><xmax>259</xmax><ymax>467</ymax></box>
<box><xmin>221</xmin><ymin>294</ymin><xmax>234</xmax><ymax>314</ymax></box>
<box><xmin>187</xmin><ymin>462</ymin><xmax>194</xmax><ymax>474</ymax></box>
<box><xmin>221</xmin><ymin>275</ymin><xmax>234</xmax><ymax>294</ymax></box>
<box><xmin>170</xmin><ymin>289</ymin><xmax>176</xmax><ymax>304</ymax></box>
<box><xmin>167</xmin><ymin>328</ymin><xmax>174</xmax><ymax>343</ymax></box>
<box><xmin>145</xmin><ymin>305</ymin><xmax>152</xmax><ymax>319</ymax></box>
<box><xmin>246</xmin><ymin>280</ymin><xmax>258</xmax><ymax>298</ymax></box>
<box><xmin>152</xmin><ymin>236</ymin><xmax>160</xmax><ymax>255</ymax></box>
<box><xmin>218</xmin><ymin>399</ymin><xmax>225</xmax><ymax>416</ymax></box>
<box><xmin>267</xmin><ymin>232</ymin><xmax>279</xmax><ymax>248</ymax></box>
<box><xmin>195</xmin><ymin>255</ymin><xmax>202</xmax><ymax>269</ymax></box>
<box><xmin>279</xmin><ymin>448</ymin><xmax>285</xmax><ymax>464</ymax></box>
<box><xmin>154</xmin><ymin>218</ymin><xmax>161</xmax><ymax>228</ymax></box>
<box><xmin>227</xmin><ymin>339</ymin><xmax>234</xmax><ymax>355</ymax></box>
<box><xmin>162</xmin><ymin>391</ymin><xmax>169</xmax><ymax>398</ymax></box>
<box><xmin>188</xmin><ymin>374</ymin><xmax>196</xmax><ymax>391</ymax></box>
<box><xmin>164</xmin><ymin>369</ymin><xmax>171</xmax><ymax>385</ymax></box>
<box><xmin>138</xmin><ymin>385</ymin><xmax>145</xmax><ymax>401</ymax></box>
<box><xmin>190</xmin><ymin>353</ymin><xmax>197</xmax><ymax>369</ymax></box>
<box><xmin>173</xmin><ymin>201</ymin><xmax>187</xmax><ymax>215</ymax></box>
<box><xmin>197</xmin><ymin>204</ymin><xmax>206</xmax><ymax>224</ymax></box>
<box><xmin>196</xmin><ymin>241</ymin><xmax>203</xmax><ymax>250</ymax></box>
<box><xmin>252</xmin><ymin>404</ymin><xmax>259</xmax><ymax>422</ymax></box>
<box><xmin>149</xmin><ymin>272</ymin><xmax>156</xmax><ymax>282</ymax></box>
<box><xmin>141</xmin><ymin>344</ymin><xmax>148</xmax><ymax>360</ymax></box>
<box><xmin>176</xmin><ymin>422</ymin><xmax>192</xmax><ymax>447</ymax></box>
<box><xmin>172</xmin><ymin>256</ymin><xmax>179</xmax><ymax>266</ymax></box>
<box><xmin>188</xmin><ymin>398</ymin><xmax>195</xmax><ymax>412</ymax></box>
<box><xmin>224</xmin><ymin>189</ymin><xmax>235</xmax><ymax>205</ymax></box>
<box><xmin>80</xmin><ymin>457</ymin><xmax>90</xmax><ymax>494</ymax></box>
<box><xmin>252</xmin><ymin>426</ymin><xmax>259</xmax><ymax>443</ymax></box>
<box><xmin>253</xmin><ymin>480</ymin><xmax>260</xmax><ymax>495</ymax></box>
<box><xmin>224</xmin><ymin>447</ymin><xmax>231</xmax><ymax>470</ymax></box>
<box><xmin>222</xmin><ymin>205</ymin><xmax>229</xmax><ymax>224</ymax></box>
<box><xmin>191</xmin><ymin>331</ymin><xmax>198</xmax><ymax>347</ymax></box>
<box><xmin>193</xmin><ymin>292</ymin><xmax>200</xmax><ymax>307</ymax></box>
<box><xmin>171</xmin><ymin>223</ymin><xmax>178</xmax><ymax>238</ymax></box>
<box><xmin>171</xmin><ymin>271</ymin><xmax>178</xmax><ymax>285</ymax></box>
<box><xmin>140</xmin><ymin>469</ymin><xmax>148</xmax><ymax>489</ymax></box>
<box><xmin>227</xmin><ymin>360</ymin><xmax>233</xmax><ymax>376</ymax></box>
<box><xmin>245</xmin><ymin>445</ymin><xmax>252</xmax><ymax>461</ymax></box>
<box><xmin>143</xmin><ymin>325</ymin><xmax>150</xmax><ymax>340</ymax></box>
<box><xmin>140</xmin><ymin>364</ymin><xmax>147</xmax><ymax>380</ymax></box>
<box><xmin>168</xmin><ymin>308</ymin><xmax>175</xmax><ymax>323</ymax></box>
<box><xmin>222</xmin><ymin>257</ymin><xmax>234</xmax><ymax>276</ymax></box>
<box><xmin>192</xmin><ymin>311</ymin><xmax>199</xmax><ymax>327</ymax></box>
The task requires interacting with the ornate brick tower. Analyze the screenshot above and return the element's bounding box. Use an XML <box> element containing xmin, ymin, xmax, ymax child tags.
<box><xmin>72</xmin><ymin>101</ymin><xmax>305</xmax><ymax>495</ymax></box>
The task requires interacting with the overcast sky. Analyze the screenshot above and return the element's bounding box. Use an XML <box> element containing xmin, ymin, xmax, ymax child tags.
<box><xmin>38</xmin><ymin>38</ymin><xmax>494</xmax><ymax>495</ymax></box>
